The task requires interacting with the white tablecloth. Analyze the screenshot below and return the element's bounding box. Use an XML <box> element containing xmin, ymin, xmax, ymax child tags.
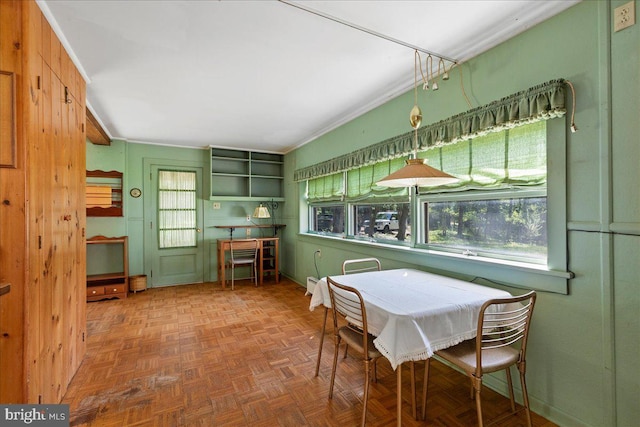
<box><xmin>309</xmin><ymin>268</ymin><xmax>512</xmax><ymax>369</ymax></box>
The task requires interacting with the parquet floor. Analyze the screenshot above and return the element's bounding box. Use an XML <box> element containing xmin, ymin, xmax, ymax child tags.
<box><xmin>62</xmin><ymin>278</ymin><xmax>557</xmax><ymax>427</ymax></box>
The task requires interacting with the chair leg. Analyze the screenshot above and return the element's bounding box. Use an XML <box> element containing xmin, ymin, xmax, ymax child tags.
<box><xmin>518</xmin><ymin>363</ymin><xmax>533</xmax><ymax>427</ymax></box>
<box><xmin>472</xmin><ymin>375</ymin><xmax>484</xmax><ymax>427</ymax></box>
<box><xmin>410</xmin><ymin>361</ymin><xmax>417</xmax><ymax>420</ymax></box>
<box><xmin>421</xmin><ymin>358</ymin><xmax>430</xmax><ymax>421</ymax></box>
<box><xmin>505</xmin><ymin>366</ymin><xmax>516</xmax><ymax>413</ymax></box>
<box><xmin>253</xmin><ymin>262</ymin><xmax>258</xmax><ymax>287</ymax></box>
<box><xmin>361</xmin><ymin>359</ymin><xmax>372</xmax><ymax>427</ymax></box>
<box><xmin>314</xmin><ymin>308</ymin><xmax>328</xmax><ymax>377</ymax></box>
<box><xmin>372</xmin><ymin>358</ymin><xmax>377</xmax><ymax>383</ymax></box>
<box><xmin>343</xmin><ymin>343</ymin><xmax>349</xmax><ymax>359</ymax></box>
<box><xmin>396</xmin><ymin>363</ymin><xmax>402</xmax><ymax>427</ymax></box>
<box><xmin>328</xmin><ymin>334</ymin><xmax>341</xmax><ymax>399</ymax></box>
<box><xmin>231</xmin><ymin>265</ymin><xmax>235</xmax><ymax>290</ymax></box>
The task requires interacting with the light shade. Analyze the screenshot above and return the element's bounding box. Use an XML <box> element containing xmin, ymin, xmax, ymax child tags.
<box><xmin>253</xmin><ymin>204</ymin><xmax>271</xmax><ymax>219</ymax></box>
<box><xmin>376</xmin><ymin>158</ymin><xmax>458</xmax><ymax>188</ymax></box>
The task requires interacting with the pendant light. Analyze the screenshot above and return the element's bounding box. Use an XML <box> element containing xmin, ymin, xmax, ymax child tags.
<box><xmin>377</xmin><ymin>50</ymin><xmax>458</xmax><ymax>190</ymax></box>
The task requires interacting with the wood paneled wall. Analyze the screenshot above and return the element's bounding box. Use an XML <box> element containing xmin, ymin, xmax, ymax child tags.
<box><xmin>0</xmin><ymin>0</ymin><xmax>86</xmax><ymax>403</ymax></box>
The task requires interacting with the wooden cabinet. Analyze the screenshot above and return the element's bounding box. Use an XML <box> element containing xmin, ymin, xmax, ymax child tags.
<box><xmin>0</xmin><ymin>0</ymin><xmax>87</xmax><ymax>404</ymax></box>
<box><xmin>86</xmin><ymin>236</ymin><xmax>128</xmax><ymax>301</ymax></box>
<box><xmin>210</xmin><ymin>148</ymin><xmax>284</xmax><ymax>200</ymax></box>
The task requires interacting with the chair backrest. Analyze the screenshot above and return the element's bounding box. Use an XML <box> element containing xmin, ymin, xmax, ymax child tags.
<box><xmin>326</xmin><ymin>277</ymin><xmax>372</xmax><ymax>353</ymax></box>
<box><xmin>476</xmin><ymin>291</ymin><xmax>536</xmax><ymax>372</ymax></box>
<box><xmin>230</xmin><ymin>239</ymin><xmax>258</xmax><ymax>262</ymax></box>
<box><xmin>341</xmin><ymin>258</ymin><xmax>381</xmax><ymax>275</ymax></box>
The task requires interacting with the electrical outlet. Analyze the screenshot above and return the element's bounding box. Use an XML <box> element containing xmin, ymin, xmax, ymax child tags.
<box><xmin>246</xmin><ymin>228</ymin><xmax>251</xmax><ymax>236</ymax></box>
<box><xmin>212</xmin><ymin>202</ymin><xmax>221</xmax><ymax>209</ymax></box>
<box><xmin>315</xmin><ymin>249</ymin><xmax>322</xmax><ymax>258</ymax></box>
<box><xmin>246</xmin><ymin>215</ymin><xmax>251</xmax><ymax>222</ymax></box>
<box><xmin>614</xmin><ymin>1</ymin><xmax>635</xmax><ymax>32</ymax></box>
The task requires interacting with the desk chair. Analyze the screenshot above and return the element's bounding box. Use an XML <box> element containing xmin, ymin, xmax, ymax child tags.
<box><xmin>228</xmin><ymin>239</ymin><xmax>258</xmax><ymax>290</ymax></box>
<box><xmin>327</xmin><ymin>277</ymin><xmax>382</xmax><ymax>427</ymax></box>
<box><xmin>422</xmin><ymin>291</ymin><xmax>537</xmax><ymax>426</ymax></box>
<box><xmin>314</xmin><ymin>258</ymin><xmax>382</xmax><ymax>377</ymax></box>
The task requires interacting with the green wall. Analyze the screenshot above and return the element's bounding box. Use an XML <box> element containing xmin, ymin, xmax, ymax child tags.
<box><xmin>86</xmin><ymin>1</ymin><xmax>638</xmax><ymax>426</ymax></box>
<box><xmin>86</xmin><ymin>141</ymin><xmax>279</xmax><ymax>282</ymax></box>
<box><xmin>283</xmin><ymin>2</ymin><xmax>639</xmax><ymax>427</ymax></box>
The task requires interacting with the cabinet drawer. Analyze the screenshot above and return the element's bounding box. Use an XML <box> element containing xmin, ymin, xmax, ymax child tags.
<box><xmin>87</xmin><ymin>286</ymin><xmax>105</xmax><ymax>297</ymax></box>
<box><xmin>106</xmin><ymin>284</ymin><xmax>127</xmax><ymax>295</ymax></box>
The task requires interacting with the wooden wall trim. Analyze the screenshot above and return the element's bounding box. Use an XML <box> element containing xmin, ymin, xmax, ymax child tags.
<box><xmin>86</xmin><ymin>107</ymin><xmax>110</xmax><ymax>145</ymax></box>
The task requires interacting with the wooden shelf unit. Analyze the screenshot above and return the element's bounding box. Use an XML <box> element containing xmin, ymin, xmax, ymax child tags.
<box><xmin>210</xmin><ymin>148</ymin><xmax>284</xmax><ymax>201</ymax></box>
<box><xmin>86</xmin><ymin>235</ymin><xmax>128</xmax><ymax>301</ymax></box>
<box><xmin>86</xmin><ymin>170</ymin><xmax>123</xmax><ymax>216</ymax></box>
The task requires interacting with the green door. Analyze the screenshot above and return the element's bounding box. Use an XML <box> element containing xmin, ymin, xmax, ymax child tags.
<box><xmin>146</xmin><ymin>164</ymin><xmax>204</xmax><ymax>287</ymax></box>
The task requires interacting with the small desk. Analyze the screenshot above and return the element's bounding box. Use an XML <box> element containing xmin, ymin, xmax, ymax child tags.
<box><xmin>217</xmin><ymin>237</ymin><xmax>279</xmax><ymax>287</ymax></box>
<box><xmin>310</xmin><ymin>268</ymin><xmax>512</xmax><ymax>425</ymax></box>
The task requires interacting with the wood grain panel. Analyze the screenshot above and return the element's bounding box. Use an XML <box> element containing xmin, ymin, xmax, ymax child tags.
<box><xmin>0</xmin><ymin>0</ymin><xmax>25</xmax><ymax>403</ymax></box>
<box><xmin>0</xmin><ymin>71</ymin><xmax>16</xmax><ymax>167</ymax></box>
<box><xmin>1</xmin><ymin>0</ymin><xmax>88</xmax><ymax>404</ymax></box>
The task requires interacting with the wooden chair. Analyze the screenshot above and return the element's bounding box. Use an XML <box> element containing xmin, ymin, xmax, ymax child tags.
<box><xmin>327</xmin><ymin>277</ymin><xmax>383</xmax><ymax>427</ymax></box>
<box><xmin>228</xmin><ymin>239</ymin><xmax>258</xmax><ymax>290</ymax></box>
<box><xmin>314</xmin><ymin>258</ymin><xmax>382</xmax><ymax>377</ymax></box>
<box><xmin>341</xmin><ymin>257</ymin><xmax>382</xmax><ymax>275</ymax></box>
<box><xmin>421</xmin><ymin>291</ymin><xmax>537</xmax><ymax>426</ymax></box>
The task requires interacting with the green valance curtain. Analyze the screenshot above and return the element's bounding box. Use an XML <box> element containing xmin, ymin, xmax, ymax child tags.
<box><xmin>419</xmin><ymin>120</ymin><xmax>547</xmax><ymax>191</ymax></box>
<box><xmin>294</xmin><ymin>79</ymin><xmax>566</xmax><ymax>182</ymax></box>
<box><xmin>307</xmin><ymin>172</ymin><xmax>344</xmax><ymax>202</ymax></box>
<box><xmin>346</xmin><ymin>157</ymin><xmax>409</xmax><ymax>200</ymax></box>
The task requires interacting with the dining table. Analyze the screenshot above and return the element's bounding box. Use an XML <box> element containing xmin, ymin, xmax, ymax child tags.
<box><xmin>309</xmin><ymin>268</ymin><xmax>513</xmax><ymax>425</ymax></box>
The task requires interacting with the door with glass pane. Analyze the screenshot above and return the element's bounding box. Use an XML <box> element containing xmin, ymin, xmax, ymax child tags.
<box><xmin>148</xmin><ymin>166</ymin><xmax>204</xmax><ymax>287</ymax></box>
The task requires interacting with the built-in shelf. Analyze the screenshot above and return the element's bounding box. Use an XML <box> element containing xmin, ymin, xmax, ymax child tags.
<box><xmin>86</xmin><ymin>170</ymin><xmax>123</xmax><ymax>216</ymax></box>
<box><xmin>210</xmin><ymin>148</ymin><xmax>284</xmax><ymax>201</ymax></box>
<box><xmin>86</xmin><ymin>235</ymin><xmax>128</xmax><ymax>301</ymax></box>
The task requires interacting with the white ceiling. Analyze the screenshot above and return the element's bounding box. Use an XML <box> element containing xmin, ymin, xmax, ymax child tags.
<box><xmin>41</xmin><ymin>0</ymin><xmax>579</xmax><ymax>153</ymax></box>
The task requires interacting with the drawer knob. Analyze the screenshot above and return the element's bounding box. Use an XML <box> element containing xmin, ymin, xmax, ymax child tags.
<box><xmin>92</xmin><ymin>290</ymin><xmax>97</xmax><ymax>294</ymax></box>
<box><xmin>113</xmin><ymin>288</ymin><xmax>118</xmax><ymax>292</ymax></box>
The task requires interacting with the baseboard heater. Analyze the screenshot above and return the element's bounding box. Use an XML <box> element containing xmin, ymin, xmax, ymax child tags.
<box><xmin>306</xmin><ymin>276</ymin><xmax>319</xmax><ymax>295</ymax></box>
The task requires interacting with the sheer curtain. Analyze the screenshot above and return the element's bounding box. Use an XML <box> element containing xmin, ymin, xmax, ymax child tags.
<box><xmin>158</xmin><ymin>170</ymin><xmax>197</xmax><ymax>248</ymax></box>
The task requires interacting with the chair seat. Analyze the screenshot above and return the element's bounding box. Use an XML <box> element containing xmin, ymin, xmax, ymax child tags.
<box><xmin>437</xmin><ymin>339</ymin><xmax>521</xmax><ymax>374</ymax></box>
<box><xmin>338</xmin><ymin>326</ymin><xmax>381</xmax><ymax>359</ymax></box>
<box><xmin>231</xmin><ymin>258</ymin><xmax>255</xmax><ymax>266</ymax></box>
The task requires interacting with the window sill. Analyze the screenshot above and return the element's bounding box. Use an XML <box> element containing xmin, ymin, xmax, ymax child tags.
<box><xmin>299</xmin><ymin>232</ymin><xmax>572</xmax><ymax>294</ymax></box>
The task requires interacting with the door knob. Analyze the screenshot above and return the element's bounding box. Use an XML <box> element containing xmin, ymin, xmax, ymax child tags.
<box><xmin>196</xmin><ymin>228</ymin><xmax>202</xmax><ymax>233</ymax></box>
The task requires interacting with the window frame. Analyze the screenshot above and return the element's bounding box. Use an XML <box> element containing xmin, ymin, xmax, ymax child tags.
<box><xmin>416</xmin><ymin>188</ymin><xmax>548</xmax><ymax>264</ymax></box>
<box><xmin>301</xmin><ymin>117</ymin><xmax>569</xmax><ymax>294</ymax></box>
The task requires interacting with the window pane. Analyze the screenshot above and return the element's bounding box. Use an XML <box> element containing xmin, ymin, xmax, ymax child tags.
<box><xmin>424</xmin><ymin>197</ymin><xmax>547</xmax><ymax>262</ymax></box>
<box><xmin>158</xmin><ymin>170</ymin><xmax>197</xmax><ymax>248</ymax></box>
<box><xmin>310</xmin><ymin>205</ymin><xmax>345</xmax><ymax>235</ymax></box>
<box><xmin>354</xmin><ymin>202</ymin><xmax>411</xmax><ymax>244</ymax></box>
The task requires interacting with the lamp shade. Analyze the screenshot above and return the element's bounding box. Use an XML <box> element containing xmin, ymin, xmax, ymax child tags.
<box><xmin>376</xmin><ymin>158</ymin><xmax>458</xmax><ymax>188</ymax></box>
<box><xmin>253</xmin><ymin>204</ymin><xmax>271</xmax><ymax>219</ymax></box>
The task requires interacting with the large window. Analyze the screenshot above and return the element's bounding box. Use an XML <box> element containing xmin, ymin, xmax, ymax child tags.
<box><xmin>306</xmin><ymin>121</ymin><xmax>549</xmax><ymax>263</ymax></box>
<box><xmin>421</xmin><ymin>193</ymin><xmax>547</xmax><ymax>263</ymax></box>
